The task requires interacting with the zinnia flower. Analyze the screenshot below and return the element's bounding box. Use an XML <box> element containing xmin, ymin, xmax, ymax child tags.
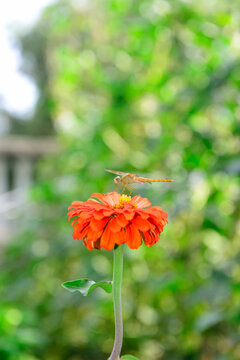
<box><xmin>68</xmin><ymin>192</ymin><xmax>168</xmax><ymax>251</ymax></box>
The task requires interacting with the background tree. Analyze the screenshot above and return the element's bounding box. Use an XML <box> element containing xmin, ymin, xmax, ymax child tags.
<box><xmin>5</xmin><ymin>21</ymin><xmax>55</xmax><ymax>136</ymax></box>
<box><xmin>1</xmin><ymin>0</ymin><xmax>240</xmax><ymax>359</ymax></box>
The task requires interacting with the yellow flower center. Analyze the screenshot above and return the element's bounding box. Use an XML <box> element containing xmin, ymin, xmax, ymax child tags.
<box><xmin>115</xmin><ymin>194</ymin><xmax>132</xmax><ymax>209</ymax></box>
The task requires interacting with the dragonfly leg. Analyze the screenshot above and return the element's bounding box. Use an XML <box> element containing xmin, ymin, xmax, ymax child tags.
<box><xmin>115</xmin><ymin>184</ymin><xmax>123</xmax><ymax>192</ymax></box>
<box><xmin>126</xmin><ymin>185</ymin><xmax>135</xmax><ymax>196</ymax></box>
<box><xmin>121</xmin><ymin>185</ymin><xmax>126</xmax><ymax>194</ymax></box>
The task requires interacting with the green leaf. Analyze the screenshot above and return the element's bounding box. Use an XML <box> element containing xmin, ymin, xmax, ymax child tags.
<box><xmin>121</xmin><ymin>356</ymin><xmax>140</xmax><ymax>360</ymax></box>
<box><xmin>62</xmin><ymin>279</ymin><xmax>112</xmax><ymax>296</ymax></box>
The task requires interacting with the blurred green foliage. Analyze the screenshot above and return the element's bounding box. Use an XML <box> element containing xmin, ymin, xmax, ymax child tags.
<box><xmin>1</xmin><ymin>0</ymin><xmax>240</xmax><ymax>359</ymax></box>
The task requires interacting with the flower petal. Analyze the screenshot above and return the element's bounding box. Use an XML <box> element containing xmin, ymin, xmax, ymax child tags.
<box><xmin>123</xmin><ymin>211</ymin><xmax>135</xmax><ymax>221</ymax></box>
<box><xmin>100</xmin><ymin>226</ymin><xmax>116</xmax><ymax>251</ymax></box>
<box><xmin>90</xmin><ymin>192</ymin><xmax>119</xmax><ymax>206</ymax></box>
<box><xmin>115</xmin><ymin>214</ymin><xmax>129</xmax><ymax>227</ymax></box>
<box><xmin>131</xmin><ymin>216</ymin><xmax>152</xmax><ymax>232</ymax></box>
<box><xmin>109</xmin><ymin>217</ymin><xmax>121</xmax><ymax>233</ymax></box>
<box><xmin>134</xmin><ymin>197</ymin><xmax>151</xmax><ymax>209</ymax></box>
<box><xmin>104</xmin><ymin>192</ymin><xmax>120</xmax><ymax>206</ymax></box>
<box><xmin>71</xmin><ymin>201</ymin><xmax>84</xmax><ymax>207</ymax></box>
<box><xmin>136</xmin><ymin>210</ymin><xmax>150</xmax><ymax>219</ymax></box>
<box><xmin>86</xmin><ymin>227</ymin><xmax>102</xmax><ymax>242</ymax></box>
<box><xmin>126</xmin><ymin>224</ymin><xmax>142</xmax><ymax>249</ymax></box>
<box><xmin>142</xmin><ymin>231</ymin><xmax>154</xmax><ymax>246</ymax></box>
<box><xmin>90</xmin><ymin>193</ymin><xmax>110</xmax><ymax>205</ymax></box>
<box><xmin>93</xmin><ymin>211</ymin><xmax>106</xmax><ymax>220</ymax></box>
<box><xmin>84</xmin><ymin>238</ymin><xmax>94</xmax><ymax>250</ymax></box>
<box><xmin>90</xmin><ymin>217</ymin><xmax>109</xmax><ymax>232</ymax></box>
<box><xmin>103</xmin><ymin>210</ymin><xmax>114</xmax><ymax>217</ymax></box>
<box><xmin>79</xmin><ymin>212</ymin><xmax>92</xmax><ymax>220</ymax></box>
<box><xmin>131</xmin><ymin>195</ymin><xmax>141</xmax><ymax>203</ymax></box>
<box><xmin>110</xmin><ymin>229</ymin><xmax>126</xmax><ymax>245</ymax></box>
<box><xmin>73</xmin><ymin>221</ymin><xmax>89</xmax><ymax>240</ymax></box>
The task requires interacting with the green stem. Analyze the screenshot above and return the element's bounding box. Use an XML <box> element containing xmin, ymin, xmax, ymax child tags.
<box><xmin>109</xmin><ymin>245</ymin><xmax>123</xmax><ymax>360</ymax></box>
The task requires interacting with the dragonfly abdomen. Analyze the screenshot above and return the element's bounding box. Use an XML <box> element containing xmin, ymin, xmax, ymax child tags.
<box><xmin>136</xmin><ymin>177</ymin><xmax>173</xmax><ymax>183</ymax></box>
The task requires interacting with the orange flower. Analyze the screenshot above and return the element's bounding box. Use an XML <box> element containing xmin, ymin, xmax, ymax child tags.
<box><xmin>68</xmin><ymin>192</ymin><xmax>168</xmax><ymax>251</ymax></box>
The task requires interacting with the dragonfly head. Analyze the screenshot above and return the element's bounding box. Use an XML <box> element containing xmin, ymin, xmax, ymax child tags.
<box><xmin>114</xmin><ymin>176</ymin><xmax>121</xmax><ymax>185</ymax></box>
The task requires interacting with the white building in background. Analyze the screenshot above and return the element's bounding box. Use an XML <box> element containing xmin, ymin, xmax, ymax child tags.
<box><xmin>0</xmin><ymin>131</ymin><xmax>57</xmax><ymax>242</ymax></box>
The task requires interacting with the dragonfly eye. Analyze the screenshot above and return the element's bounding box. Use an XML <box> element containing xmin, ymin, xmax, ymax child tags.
<box><xmin>114</xmin><ymin>176</ymin><xmax>121</xmax><ymax>185</ymax></box>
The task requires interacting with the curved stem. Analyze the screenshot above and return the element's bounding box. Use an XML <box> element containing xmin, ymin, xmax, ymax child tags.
<box><xmin>109</xmin><ymin>245</ymin><xmax>123</xmax><ymax>360</ymax></box>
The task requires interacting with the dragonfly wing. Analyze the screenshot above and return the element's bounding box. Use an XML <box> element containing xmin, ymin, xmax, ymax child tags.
<box><xmin>105</xmin><ymin>169</ymin><xmax>133</xmax><ymax>176</ymax></box>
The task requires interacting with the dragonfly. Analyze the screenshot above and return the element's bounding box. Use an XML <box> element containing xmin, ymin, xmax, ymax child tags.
<box><xmin>105</xmin><ymin>169</ymin><xmax>173</xmax><ymax>194</ymax></box>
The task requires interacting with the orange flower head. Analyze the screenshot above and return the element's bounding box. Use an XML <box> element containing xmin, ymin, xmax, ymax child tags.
<box><xmin>68</xmin><ymin>192</ymin><xmax>168</xmax><ymax>251</ymax></box>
